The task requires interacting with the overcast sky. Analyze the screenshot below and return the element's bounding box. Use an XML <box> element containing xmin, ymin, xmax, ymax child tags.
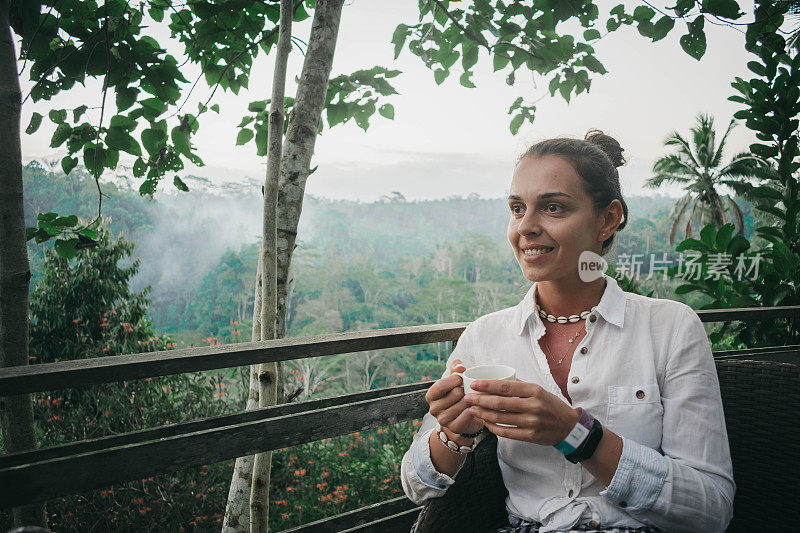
<box><xmin>20</xmin><ymin>0</ymin><xmax>768</xmax><ymax>201</ymax></box>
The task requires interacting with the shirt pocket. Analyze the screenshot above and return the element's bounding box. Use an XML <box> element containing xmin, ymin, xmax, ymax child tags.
<box><xmin>605</xmin><ymin>383</ymin><xmax>663</xmax><ymax>450</ymax></box>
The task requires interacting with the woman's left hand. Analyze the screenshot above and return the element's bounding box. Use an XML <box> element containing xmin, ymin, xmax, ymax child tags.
<box><xmin>464</xmin><ymin>378</ymin><xmax>579</xmax><ymax>445</ymax></box>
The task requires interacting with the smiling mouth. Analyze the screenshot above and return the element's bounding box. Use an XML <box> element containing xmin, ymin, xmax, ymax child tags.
<box><xmin>521</xmin><ymin>247</ymin><xmax>554</xmax><ymax>256</ymax></box>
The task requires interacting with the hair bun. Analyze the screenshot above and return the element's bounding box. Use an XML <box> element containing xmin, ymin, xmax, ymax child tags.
<box><xmin>584</xmin><ymin>128</ymin><xmax>626</xmax><ymax>168</ymax></box>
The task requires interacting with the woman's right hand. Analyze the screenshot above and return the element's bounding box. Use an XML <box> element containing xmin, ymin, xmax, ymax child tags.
<box><xmin>425</xmin><ymin>359</ymin><xmax>485</xmax><ymax>435</ymax></box>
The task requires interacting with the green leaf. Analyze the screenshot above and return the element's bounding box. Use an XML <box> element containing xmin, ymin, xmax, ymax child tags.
<box><xmin>248</xmin><ymin>100</ymin><xmax>267</xmax><ymax>112</ymax></box>
<box><xmin>255</xmin><ymin>129</ymin><xmax>268</xmax><ymax>156</ymax></box>
<box><xmin>83</xmin><ymin>144</ymin><xmax>107</xmax><ymax>177</ymax></box>
<box><xmin>133</xmin><ymin>158</ymin><xmax>147</xmax><ymax>178</ymax></box>
<box><xmin>715</xmin><ymin>223</ymin><xmax>735</xmax><ymax>251</ymax></box>
<box><xmin>52</xmin><ymin>215</ymin><xmax>78</xmax><ymax>227</ymax></box>
<box><xmin>236</xmin><ymin>128</ymin><xmax>254</xmax><ymax>146</ymax></box>
<box><xmin>679</xmin><ymin>16</ymin><xmax>706</xmax><ymax>60</ymax></box>
<box><xmin>26</xmin><ymin>112</ymin><xmax>43</xmax><ymax>134</ymax></box>
<box><xmin>50</xmin><ymin>123</ymin><xmax>71</xmax><ymax>148</ymax></box>
<box><xmin>78</xmin><ymin>228</ymin><xmax>98</xmax><ymax>239</ymax></box>
<box><xmin>676</xmin><ymin>238</ymin><xmax>710</xmax><ymax>253</ymax></box>
<box><xmin>26</xmin><ymin>227</ymin><xmax>37</xmax><ymax>241</ymax></box>
<box><xmin>49</xmin><ymin>109</ymin><xmax>67</xmax><ymax>124</ymax></box>
<box><xmin>493</xmin><ymin>52</ymin><xmax>510</xmax><ymax>72</ymax></box>
<box><xmin>139</xmin><ymin>179</ymin><xmax>157</xmax><ymax>196</ymax></box>
<box><xmin>459</xmin><ymin>71</ymin><xmax>477</xmax><ymax>88</ymax></box>
<box><xmin>106</xmin><ymin>127</ymin><xmax>142</xmax><ymax>156</ymax></box>
<box><xmin>510</xmin><ymin>114</ymin><xmax>524</xmax><ymax>135</ymax></box>
<box><xmin>210</xmin><ymin>104</ymin><xmax>219</xmax><ymax>114</ymax></box>
<box><xmin>378</xmin><ymin>103</ymin><xmax>395</xmax><ymax>120</ymax></box>
<box><xmin>173</xmin><ymin>175</ymin><xmax>189</xmax><ymax>192</ymax></box>
<box><xmin>583</xmin><ymin>29</ymin><xmax>601</xmax><ymax>40</ymax></box>
<box><xmin>73</xmin><ymin>105</ymin><xmax>88</xmax><ymax>122</ymax></box>
<box><xmin>37</xmin><ymin>212</ymin><xmax>58</xmax><ymax>223</ymax></box>
<box><xmin>392</xmin><ymin>24</ymin><xmax>409</xmax><ymax>59</ymax></box>
<box><xmin>433</xmin><ymin>68</ymin><xmax>447</xmax><ymax>85</ymax></box>
<box><xmin>61</xmin><ymin>156</ymin><xmax>78</xmax><ymax>175</ymax></box>
<box><xmin>674</xmin><ymin>283</ymin><xmax>705</xmax><ymax>295</ymax></box>
<box><xmin>582</xmin><ymin>54</ymin><xmax>607</xmax><ymax>74</ymax></box>
<box><xmin>462</xmin><ymin>43</ymin><xmax>479</xmax><ymax>71</ymax></box>
<box><xmin>54</xmin><ymin>238</ymin><xmax>79</xmax><ymax>259</ymax></box>
<box><xmin>702</xmin><ymin>0</ymin><xmax>742</xmax><ymax>19</ymax></box>
<box><xmin>700</xmin><ymin>224</ymin><xmax>717</xmax><ymax>249</ymax></box>
<box><xmin>141</xmin><ymin>128</ymin><xmax>166</xmax><ymax>156</ymax></box>
<box><xmin>116</xmin><ymin>87</ymin><xmax>140</xmax><ymax>111</ymax></box>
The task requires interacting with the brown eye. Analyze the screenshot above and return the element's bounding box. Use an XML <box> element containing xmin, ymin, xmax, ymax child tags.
<box><xmin>511</xmin><ymin>204</ymin><xmax>523</xmax><ymax>214</ymax></box>
<box><xmin>546</xmin><ymin>203</ymin><xmax>563</xmax><ymax>213</ymax></box>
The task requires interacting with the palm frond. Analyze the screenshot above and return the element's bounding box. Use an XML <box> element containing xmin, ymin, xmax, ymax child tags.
<box><xmin>710</xmin><ymin>118</ymin><xmax>738</xmax><ymax>169</ymax></box>
<box><xmin>668</xmin><ymin>193</ymin><xmax>694</xmax><ymax>245</ymax></box>
<box><xmin>664</xmin><ymin>131</ymin><xmax>702</xmax><ymax>171</ymax></box>
<box><xmin>722</xmin><ymin>195</ymin><xmax>745</xmax><ymax>235</ymax></box>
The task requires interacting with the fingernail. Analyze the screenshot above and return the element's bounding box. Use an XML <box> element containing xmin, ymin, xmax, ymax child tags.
<box><xmin>464</xmin><ymin>394</ymin><xmax>474</xmax><ymax>403</ymax></box>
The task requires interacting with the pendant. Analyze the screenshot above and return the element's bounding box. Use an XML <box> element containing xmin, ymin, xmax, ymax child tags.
<box><xmin>557</xmin><ymin>358</ymin><xmax>564</xmax><ymax>364</ymax></box>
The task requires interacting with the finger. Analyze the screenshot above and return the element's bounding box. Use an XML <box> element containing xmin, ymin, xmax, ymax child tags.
<box><xmin>468</xmin><ymin>405</ymin><xmax>531</xmax><ymax>427</ymax></box>
<box><xmin>438</xmin><ymin>397</ymin><xmax>472</xmax><ymax>427</ymax></box>
<box><xmin>482</xmin><ymin>420</ymin><xmax>527</xmax><ymax>440</ymax></box>
<box><xmin>426</xmin><ymin>374</ymin><xmax>464</xmax><ymax>402</ymax></box>
<box><xmin>470</xmin><ymin>379</ymin><xmax>535</xmax><ymax>397</ymax></box>
<box><xmin>449</xmin><ymin>358</ymin><xmax>466</xmax><ymax>374</ymax></box>
<box><xmin>464</xmin><ymin>393</ymin><xmax>528</xmax><ymax>413</ymax></box>
<box><xmin>429</xmin><ymin>384</ymin><xmax>464</xmax><ymax>414</ymax></box>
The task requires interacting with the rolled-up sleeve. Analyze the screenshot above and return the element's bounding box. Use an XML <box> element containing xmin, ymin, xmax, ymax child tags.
<box><xmin>601</xmin><ymin>305</ymin><xmax>735</xmax><ymax>532</ymax></box>
<box><xmin>400</xmin><ymin>325</ymin><xmax>476</xmax><ymax>505</ymax></box>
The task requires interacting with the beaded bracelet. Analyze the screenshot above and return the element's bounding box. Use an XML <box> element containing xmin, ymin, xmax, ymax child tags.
<box><xmin>435</xmin><ymin>422</ymin><xmax>480</xmax><ymax>454</ymax></box>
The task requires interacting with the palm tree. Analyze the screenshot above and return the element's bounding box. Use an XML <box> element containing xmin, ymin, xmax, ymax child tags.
<box><xmin>646</xmin><ymin>113</ymin><xmax>767</xmax><ymax>245</ymax></box>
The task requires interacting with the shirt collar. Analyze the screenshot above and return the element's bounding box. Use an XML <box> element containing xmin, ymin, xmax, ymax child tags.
<box><xmin>516</xmin><ymin>272</ymin><xmax>626</xmax><ymax>335</ymax></box>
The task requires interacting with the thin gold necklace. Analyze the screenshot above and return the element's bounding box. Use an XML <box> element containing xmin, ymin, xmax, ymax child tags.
<box><xmin>542</xmin><ymin>327</ymin><xmax>583</xmax><ymax>365</ymax></box>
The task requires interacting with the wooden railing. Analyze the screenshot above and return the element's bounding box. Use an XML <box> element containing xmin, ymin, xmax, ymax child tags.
<box><xmin>1</xmin><ymin>306</ymin><xmax>800</xmax><ymax>531</ymax></box>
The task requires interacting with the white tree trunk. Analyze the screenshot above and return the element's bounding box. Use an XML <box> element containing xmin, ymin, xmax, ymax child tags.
<box><xmin>250</xmin><ymin>0</ymin><xmax>293</xmax><ymax>529</ymax></box>
<box><xmin>222</xmin><ymin>1</ymin><xmax>345</xmax><ymax>530</ymax></box>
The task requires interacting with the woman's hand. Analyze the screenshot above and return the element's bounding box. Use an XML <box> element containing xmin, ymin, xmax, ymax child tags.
<box><xmin>464</xmin><ymin>378</ymin><xmax>579</xmax><ymax>445</ymax></box>
<box><xmin>424</xmin><ymin>359</ymin><xmax>486</xmax><ymax>436</ymax></box>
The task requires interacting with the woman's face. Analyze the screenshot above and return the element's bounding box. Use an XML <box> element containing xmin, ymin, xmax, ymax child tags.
<box><xmin>507</xmin><ymin>154</ymin><xmax>607</xmax><ymax>283</ymax></box>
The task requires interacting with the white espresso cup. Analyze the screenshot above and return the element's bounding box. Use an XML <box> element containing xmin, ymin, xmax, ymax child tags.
<box><xmin>453</xmin><ymin>364</ymin><xmax>516</xmax><ymax>395</ymax></box>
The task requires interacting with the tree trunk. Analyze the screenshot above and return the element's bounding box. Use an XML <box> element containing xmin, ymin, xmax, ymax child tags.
<box><xmin>0</xmin><ymin>1</ymin><xmax>46</xmax><ymax>527</ymax></box>
<box><xmin>222</xmin><ymin>252</ymin><xmax>264</xmax><ymax>532</ymax></box>
<box><xmin>222</xmin><ymin>0</ymin><xmax>345</xmax><ymax>530</ymax></box>
<box><xmin>250</xmin><ymin>0</ymin><xmax>293</xmax><ymax>530</ymax></box>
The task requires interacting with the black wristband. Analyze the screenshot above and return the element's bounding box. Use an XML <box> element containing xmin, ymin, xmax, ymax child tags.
<box><xmin>458</xmin><ymin>425</ymin><xmax>486</xmax><ymax>439</ymax></box>
<box><xmin>565</xmin><ymin>418</ymin><xmax>603</xmax><ymax>464</ymax></box>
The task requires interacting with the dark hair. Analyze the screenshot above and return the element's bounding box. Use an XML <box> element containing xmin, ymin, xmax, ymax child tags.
<box><xmin>514</xmin><ymin>128</ymin><xmax>629</xmax><ymax>256</ymax></box>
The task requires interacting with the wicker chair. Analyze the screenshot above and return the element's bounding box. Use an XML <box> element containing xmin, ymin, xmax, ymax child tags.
<box><xmin>410</xmin><ymin>360</ymin><xmax>800</xmax><ymax>533</ymax></box>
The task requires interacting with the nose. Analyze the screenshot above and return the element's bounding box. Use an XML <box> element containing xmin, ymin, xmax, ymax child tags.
<box><xmin>516</xmin><ymin>209</ymin><xmax>541</xmax><ymax>237</ymax></box>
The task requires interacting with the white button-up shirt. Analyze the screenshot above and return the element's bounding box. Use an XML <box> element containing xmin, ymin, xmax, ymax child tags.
<box><xmin>401</xmin><ymin>273</ymin><xmax>735</xmax><ymax>532</ymax></box>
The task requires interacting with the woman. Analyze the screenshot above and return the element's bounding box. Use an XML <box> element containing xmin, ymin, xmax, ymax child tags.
<box><xmin>400</xmin><ymin>130</ymin><xmax>735</xmax><ymax>532</ymax></box>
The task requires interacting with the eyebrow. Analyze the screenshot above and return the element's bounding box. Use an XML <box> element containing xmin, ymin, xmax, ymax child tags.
<box><xmin>507</xmin><ymin>192</ymin><xmax>574</xmax><ymax>201</ymax></box>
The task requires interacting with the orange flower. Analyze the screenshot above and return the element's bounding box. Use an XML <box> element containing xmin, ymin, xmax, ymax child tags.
<box><xmin>396</xmin><ymin>372</ymin><xmax>406</xmax><ymax>377</ymax></box>
<box><xmin>421</xmin><ymin>376</ymin><xmax>431</xmax><ymax>381</ymax></box>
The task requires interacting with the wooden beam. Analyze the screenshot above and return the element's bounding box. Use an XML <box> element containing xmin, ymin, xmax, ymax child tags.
<box><xmin>0</xmin><ymin>382</ymin><xmax>429</xmax><ymax>469</ymax></box>
<box><xmin>278</xmin><ymin>497</ymin><xmax>419</xmax><ymax>532</ymax></box>
<box><xmin>0</xmin><ymin>322</ymin><xmax>468</xmax><ymax>396</ymax></box>
<box><xmin>0</xmin><ymin>388</ymin><xmax>429</xmax><ymax>507</ymax></box>
<box><xmin>3</xmin><ymin>307</ymin><xmax>799</xmax><ymax>397</ymax></box>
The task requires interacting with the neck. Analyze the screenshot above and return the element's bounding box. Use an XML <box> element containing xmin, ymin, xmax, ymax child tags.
<box><xmin>535</xmin><ymin>276</ymin><xmax>607</xmax><ymax>318</ymax></box>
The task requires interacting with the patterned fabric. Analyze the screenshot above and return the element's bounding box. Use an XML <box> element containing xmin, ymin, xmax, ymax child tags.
<box><xmin>494</xmin><ymin>514</ymin><xmax>660</xmax><ymax>532</ymax></box>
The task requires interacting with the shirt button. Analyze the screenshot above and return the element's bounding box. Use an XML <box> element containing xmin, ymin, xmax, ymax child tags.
<box><xmin>589</xmin><ymin>315</ymin><xmax>597</xmax><ymax>323</ymax></box>
<box><xmin>588</xmin><ymin>520</ymin><xmax>600</xmax><ymax>528</ymax></box>
<box><xmin>636</xmin><ymin>389</ymin><xmax>645</xmax><ymax>399</ymax></box>
<box><xmin>619</xmin><ymin>501</ymin><xmax>628</xmax><ymax>508</ymax></box>
<box><xmin>571</xmin><ymin>376</ymin><xmax>580</xmax><ymax>384</ymax></box>
<box><xmin>568</xmin><ymin>489</ymin><xmax>574</xmax><ymax>498</ymax></box>
<box><xmin>580</xmin><ymin>346</ymin><xmax>588</xmax><ymax>355</ymax></box>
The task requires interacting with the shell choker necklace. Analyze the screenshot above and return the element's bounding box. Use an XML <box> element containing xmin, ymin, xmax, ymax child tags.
<box><xmin>534</xmin><ymin>279</ymin><xmax>606</xmax><ymax>324</ymax></box>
